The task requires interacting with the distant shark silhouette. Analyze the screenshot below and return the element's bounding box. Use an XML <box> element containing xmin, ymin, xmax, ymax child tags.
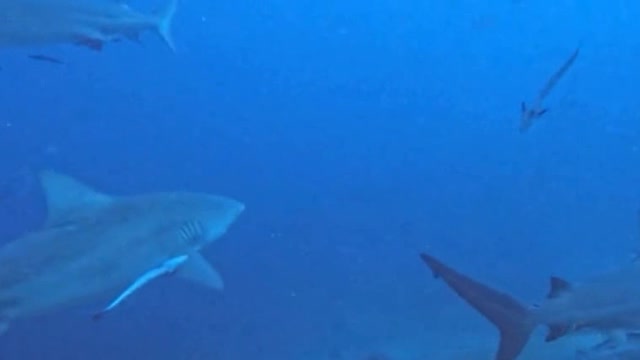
<box><xmin>0</xmin><ymin>0</ymin><xmax>178</xmax><ymax>51</ymax></box>
<box><xmin>0</xmin><ymin>171</ymin><xmax>244</xmax><ymax>334</ymax></box>
<box><xmin>420</xmin><ymin>252</ymin><xmax>640</xmax><ymax>360</ymax></box>
<box><xmin>520</xmin><ymin>47</ymin><xmax>580</xmax><ymax>133</ymax></box>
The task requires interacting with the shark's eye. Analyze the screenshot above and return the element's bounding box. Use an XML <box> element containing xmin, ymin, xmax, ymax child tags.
<box><xmin>179</xmin><ymin>221</ymin><xmax>204</xmax><ymax>243</ymax></box>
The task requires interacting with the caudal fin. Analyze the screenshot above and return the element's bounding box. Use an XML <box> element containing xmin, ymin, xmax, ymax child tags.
<box><xmin>156</xmin><ymin>0</ymin><xmax>178</xmax><ymax>51</ymax></box>
<box><xmin>420</xmin><ymin>253</ymin><xmax>535</xmax><ymax>360</ymax></box>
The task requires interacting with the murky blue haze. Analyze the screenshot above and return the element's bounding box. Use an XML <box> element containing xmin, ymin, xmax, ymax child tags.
<box><xmin>0</xmin><ymin>0</ymin><xmax>639</xmax><ymax>359</ymax></box>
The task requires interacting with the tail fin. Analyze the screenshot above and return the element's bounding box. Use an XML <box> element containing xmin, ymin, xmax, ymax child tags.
<box><xmin>155</xmin><ymin>0</ymin><xmax>178</xmax><ymax>51</ymax></box>
<box><xmin>420</xmin><ymin>253</ymin><xmax>536</xmax><ymax>360</ymax></box>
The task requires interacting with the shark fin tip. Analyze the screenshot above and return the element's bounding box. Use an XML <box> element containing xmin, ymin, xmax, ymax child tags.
<box><xmin>177</xmin><ymin>253</ymin><xmax>224</xmax><ymax>290</ymax></box>
<box><xmin>157</xmin><ymin>0</ymin><xmax>178</xmax><ymax>51</ymax></box>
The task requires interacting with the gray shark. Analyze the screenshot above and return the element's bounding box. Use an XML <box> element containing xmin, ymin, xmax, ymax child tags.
<box><xmin>0</xmin><ymin>171</ymin><xmax>244</xmax><ymax>334</ymax></box>
<box><xmin>419</xmin><ymin>252</ymin><xmax>640</xmax><ymax>360</ymax></box>
<box><xmin>520</xmin><ymin>47</ymin><xmax>580</xmax><ymax>133</ymax></box>
<box><xmin>0</xmin><ymin>0</ymin><xmax>178</xmax><ymax>51</ymax></box>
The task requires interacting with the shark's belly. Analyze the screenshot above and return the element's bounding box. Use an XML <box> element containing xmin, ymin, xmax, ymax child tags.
<box><xmin>0</xmin><ymin>243</ymin><xmax>172</xmax><ymax>318</ymax></box>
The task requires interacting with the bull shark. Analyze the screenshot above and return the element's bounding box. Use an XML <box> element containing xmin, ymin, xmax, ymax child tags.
<box><xmin>0</xmin><ymin>0</ymin><xmax>178</xmax><ymax>51</ymax></box>
<box><xmin>520</xmin><ymin>47</ymin><xmax>580</xmax><ymax>133</ymax></box>
<box><xmin>0</xmin><ymin>171</ymin><xmax>244</xmax><ymax>334</ymax></box>
<box><xmin>419</xmin><ymin>252</ymin><xmax>640</xmax><ymax>360</ymax></box>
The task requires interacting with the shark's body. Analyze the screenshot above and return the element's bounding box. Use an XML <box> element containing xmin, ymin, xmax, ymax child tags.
<box><xmin>520</xmin><ymin>47</ymin><xmax>580</xmax><ymax>133</ymax></box>
<box><xmin>576</xmin><ymin>333</ymin><xmax>640</xmax><ymax>360</ymax></box>
<box><xmin>0</xmin><ymin>171</ymin><xmax>244</xmax><ymax>333</ymax></box>
<box><xmin>0</xmin><ymin>0</ymin><xmax>177</xmax><ymax>51</ymax></box>
<box><xmin>420</xmin><ymin>253</ymin><xmax>640</xmax><ymax>360</ymax></box>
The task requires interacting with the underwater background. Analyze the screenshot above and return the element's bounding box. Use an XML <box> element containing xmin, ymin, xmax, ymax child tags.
<box><xmin>1</xmin><ymin>0</ymin><xmax>640</xmax><ymax>359</ymax></box>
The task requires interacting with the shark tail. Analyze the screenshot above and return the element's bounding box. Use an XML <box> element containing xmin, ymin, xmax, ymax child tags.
<box><xmin>420</xmin><ymin>253</ymin><xmax>536</xmax><ymax>360</ymax></box>
<box><xmin>155</xmin><ymin>0</ymin><xmax>178</xmax><ymax>51</ymax></box>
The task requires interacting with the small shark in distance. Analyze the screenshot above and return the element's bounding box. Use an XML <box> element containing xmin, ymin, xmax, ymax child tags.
<box><xmin>0</xmin><ymin>0</ymin><xmax>178</xmax><ymax>51</ymax></box>
<box><xmin>0</xmin><ymin>171</ymin><xmax>244</xmax><ymax>334</ymax></box>
<box><xmin>419</xmin><ymin>252</ymin><xmax>640</xmax><ymax>360</ymax></box>
<box><xmin>520</xmin><ymin>47</ymin><xmax>580</xmax><ymax>133</ymax></box>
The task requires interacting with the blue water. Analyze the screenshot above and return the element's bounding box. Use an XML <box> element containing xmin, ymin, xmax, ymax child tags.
<box><xmin>1</xmin><ymin>0</ymin><xmax>640</xmax><ymax>359</ymax></box>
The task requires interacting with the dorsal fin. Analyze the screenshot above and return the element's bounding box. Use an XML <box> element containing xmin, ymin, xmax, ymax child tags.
<box><xmin>547</xmin><ymin>276</ymin><xmax>572</xmax><ymax>299</ymax></box>
<box><xmin>39</xmin><ymin>171</ymin><xmax>112</xmax><ymax>226</ymax></box>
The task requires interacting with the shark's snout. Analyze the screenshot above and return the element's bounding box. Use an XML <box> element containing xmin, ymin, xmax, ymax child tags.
<box><xmin>225</xmin><ymin>199</ymin><xmax>245</xmax><ymax>231</ymax></box>
<box><xmin>232</xmin><ymin>201</ymin><xmax>245</xmax><ymax>217</ymax></box>
<box><xmin>219</xmin><ymin>197</ymin><xmax>244</xmax><ymax>221</ymax></box>
<box><xmin>196</xmin><ymin>196</ymin><xmax>244</xmax><ymax>245</ymax></box>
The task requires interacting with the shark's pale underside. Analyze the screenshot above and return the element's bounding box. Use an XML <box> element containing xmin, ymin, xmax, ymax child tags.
<box><xmin>0</xmin><ymin>171</ymin><xmax>244</xmax><ymax>334</ymax></box>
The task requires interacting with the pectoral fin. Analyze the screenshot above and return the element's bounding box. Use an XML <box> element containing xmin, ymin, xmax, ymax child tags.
<box><xmin>177</xmin><ymin>253</ymin><xmax>224</xmax><ymax>290</ymax></box>
<box><xmin>93</xmin><ymin>255</ymin><xmax>188</xmax><ymax>320</ymax></box>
